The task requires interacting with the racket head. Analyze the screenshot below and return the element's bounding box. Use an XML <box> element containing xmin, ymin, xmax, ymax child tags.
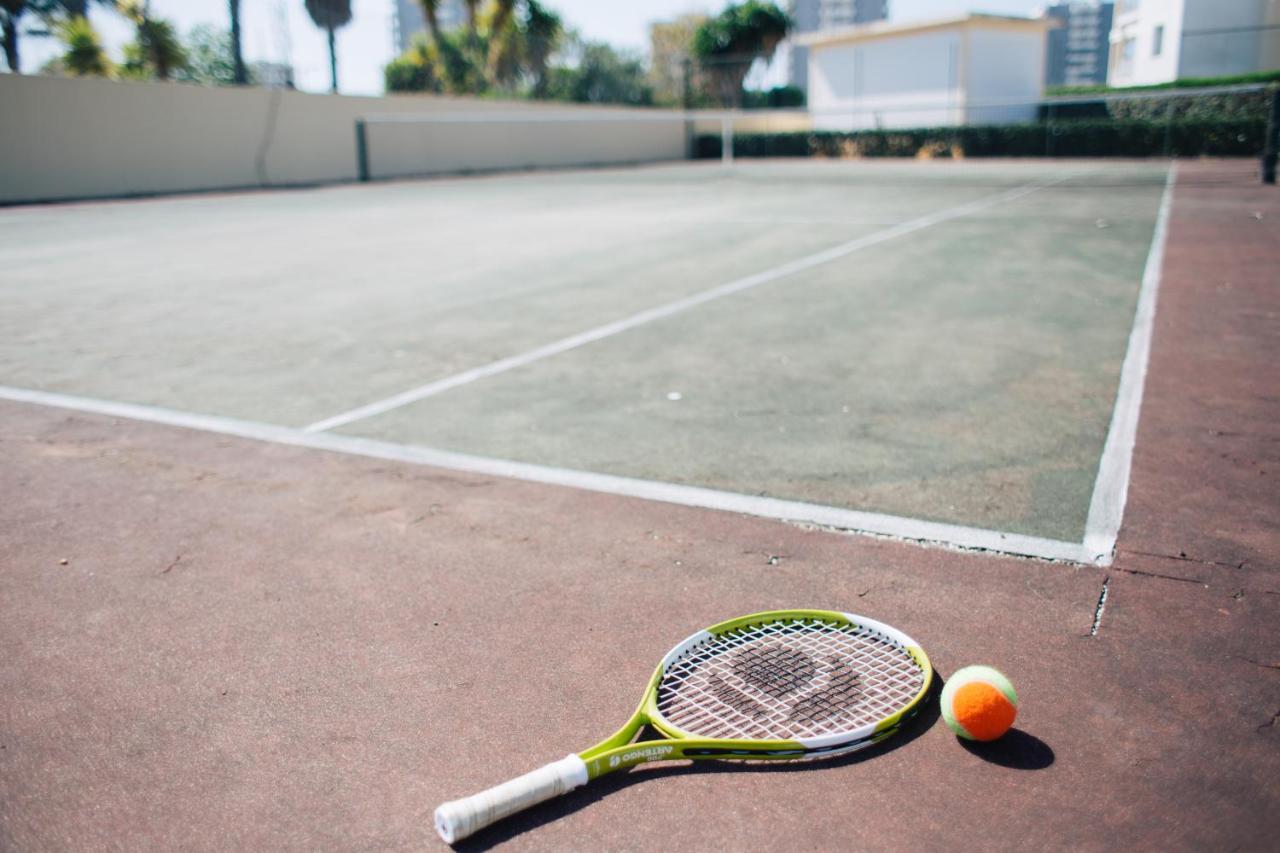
<box><xmin>643</xmin><ymin>609</ymin><xmax>932</xmax><ymax>759</ymax></box>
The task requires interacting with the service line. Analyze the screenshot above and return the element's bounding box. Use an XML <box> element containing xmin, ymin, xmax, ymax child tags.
<box><xmin>302</xmin><ymin>176</ymin><xmax>1068</xmax><ymax>434</ymax></box>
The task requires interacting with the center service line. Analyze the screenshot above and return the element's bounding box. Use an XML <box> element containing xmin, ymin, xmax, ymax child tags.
<box><xmin>304</xmin><ymin>176</ymin><xmax>1069</xmax><ymax>434</ymax></box>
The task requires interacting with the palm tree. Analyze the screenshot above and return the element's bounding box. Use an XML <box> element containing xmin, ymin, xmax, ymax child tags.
<box><xmin>693</xmin><ymin>1</ymin><xmax>790</xmax><ymax>108</ymax></box>
<box><xmin>522</xmin><ymin>0</ymin><xmax>561</xmax><ymax>98</ymax></box>
<box><xmin>461</xmin><ymin>0</ymin><xmax>477</xmax><ymax>37</ymax></box>
<box><xmin>418</xmin><ymin>0</ymin><xmax>441</xmax><ymax>47</ymax></box>
<box><xmin>119</xmin><ymin>1</ymin><xmax>187</xmax><ymax>80</ymax></box>
<box><xmin>228</xmin><ymin>0</ymin><xmax>245</xmax><ymax>84</ymax></box>
<box><xmin>1</xmin><ymin>0</ymin><xmax>29</xmax><ymax>72</ymax></box>
<box><xmin>484</xmin><ymin>0</ymin><xmax>516</xmax><ymax>84</ymax></box>
<box><xmin>56</xmin><ymin>12</ymin><xmax>110</xmax><ymax>75</ymax></box>
<box><xmin>304</xmin><ymin>0</ymin><xmax>351</xmax><ymax>93</ymax></box>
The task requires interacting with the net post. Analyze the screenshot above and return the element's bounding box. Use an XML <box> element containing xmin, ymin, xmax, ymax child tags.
<box><xmin>681</xmin><ymin>57</ymin><xmax>693</xmax><ymax>111</ymax></box>
<box><xmin>355</xmin><ymin>119</ymin><xmax>370</xmax><ymax>183</ymax></box>
<box><xmin>1044</xmin><ymin>102</ymin><xmax>1055</xmax><ymax>157</ymax></box>
<box><xmin>1263</xmin><ymin>86</ymin><xmax>1279</xmax><ymax>185</ymax></box>
<box><xmin>720</xmin><ymin>114</ymin><xmax>734</xmax><ymax>167</ymax></box>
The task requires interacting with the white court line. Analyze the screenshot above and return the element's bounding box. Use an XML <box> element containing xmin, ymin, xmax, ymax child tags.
<box><xmin>303</xmin><ymin>177</ymin><xmax>1067</xmax><ymax>433</ymax></box>
<box><xmin>1082</xmin><ymin>164</ymin><xmax>1177</xmax><ymax>566</ymax></box>
<box><xmin>0</xmin><ymin>385</ymin><xmax>1095</xmax><ymax>565</ymax></box>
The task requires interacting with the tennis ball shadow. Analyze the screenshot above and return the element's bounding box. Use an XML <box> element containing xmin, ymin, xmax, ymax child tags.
<box><xmin>958</xmin><ymin>729</ymin><xmax>1054</xmax><ymax>770</ymax></box>
<box><xmin>934</xmin><ymin>671</ymin><xmax>1054</xmax><ymax>771</ymax></box>
<box><xmin>450</xmin><ymin>677</ymin><xmax>946</xmax><ymax>851</ymax></box>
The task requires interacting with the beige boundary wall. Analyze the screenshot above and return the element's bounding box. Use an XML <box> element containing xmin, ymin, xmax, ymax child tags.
<box><xmin>691</xmin><ymin>111</ymin><xmax>813</xmax><ymax>136</ymax></box>
<box><xmin>0</xmin><ymin>74</ymin><xmax>696</xmax><ymax>204</ymax></box>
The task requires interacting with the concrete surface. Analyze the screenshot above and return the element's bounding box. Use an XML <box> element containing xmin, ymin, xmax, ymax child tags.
<box><xmin>0</xmin><ymin>396</ymin><xmax>1273</xmax><ymax>851</ymax></box>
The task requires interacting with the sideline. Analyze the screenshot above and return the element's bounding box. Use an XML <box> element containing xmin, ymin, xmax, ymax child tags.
<box><xmin>1082</xmin><ymin>163</ymin><xmax>1176</xmax><ymax>565</ymax></box>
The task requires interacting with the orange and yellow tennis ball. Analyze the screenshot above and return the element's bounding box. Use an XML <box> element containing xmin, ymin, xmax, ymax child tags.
<box><xmin>940</xmin><ymin>665</ymin><xmax>1018</xmax><ymax>741</ymax></box>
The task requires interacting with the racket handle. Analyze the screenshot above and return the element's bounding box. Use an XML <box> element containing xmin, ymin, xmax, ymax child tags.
<box><xmin>434</xmin><ymin>754</ymin><xmax>588</xmax><ymax>843</ymax></box>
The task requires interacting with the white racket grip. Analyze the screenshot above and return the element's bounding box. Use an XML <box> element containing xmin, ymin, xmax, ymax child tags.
<box><xmin>434</xmin><ymin>754</ymin><xmax>588</xmax><ymax>844</ymax></box>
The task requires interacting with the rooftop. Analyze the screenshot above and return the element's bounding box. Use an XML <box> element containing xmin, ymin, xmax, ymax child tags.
<box><xmin>796</xmin><ymin>13</ymin><xmax>1054</xmax><ymax>48</ymax></box>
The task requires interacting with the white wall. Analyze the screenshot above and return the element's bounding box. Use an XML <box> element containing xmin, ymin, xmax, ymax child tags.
<box><xmin>0</xmin><ymin>74</ymin><xmax>688</xmax><ymax>204</ymax></box>
<box><xmin>1109</xmin><ymin>0</ymin><xmax>1184</xmax><ymax>86</ymax></box>
<box><xmin>965</xmin><ymin>28</ymin><xmax>1045</xmax><ymax>125</ymax></box>
<box><xmin>808</xmin><ymin>24</ymin><xmax>1046</xmax><ymax>131</ymax></box>
<box><xmin>1109</xmin><ymin>0</ymin><xmax>1276</xmax><ymax>86</ymax></box>
<box><xmin>1179</xmin><ymin>0</ymin><xmax>1274</xmax><ymax>79</ymax></box>
<box><xmin>809</xmin><ymin>30</ymin><xmax>964</xmax><ymax>131</ymax></box>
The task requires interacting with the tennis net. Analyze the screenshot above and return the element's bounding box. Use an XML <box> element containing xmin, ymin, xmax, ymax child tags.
<box><xmin>354</xmin><ymin>83</ymin><xmax>1279</xmax><ymax>183</ymax></box>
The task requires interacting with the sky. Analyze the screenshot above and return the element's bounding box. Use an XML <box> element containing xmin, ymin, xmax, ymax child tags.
<box><xmin>14</xmin><ymin>1</ymin><xmax>1045</xmax><ymax>96</ymax></box>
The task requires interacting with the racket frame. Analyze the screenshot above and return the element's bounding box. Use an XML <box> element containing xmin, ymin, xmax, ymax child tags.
<box><xmin>576</xmin><ymin>608</ymin><xmax>932</xmax><ymax>779</ymax></box>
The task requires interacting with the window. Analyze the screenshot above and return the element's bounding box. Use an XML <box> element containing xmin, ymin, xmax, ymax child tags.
<box><xmin>1153</xmin><ymin>25</ymin><xmax>1164</xmax><ymax>56</ymax></box>
<box><xmin>1122</xmin><ymin>37</ymin><xmax>1136</xmax><ymax>61</ymax></box>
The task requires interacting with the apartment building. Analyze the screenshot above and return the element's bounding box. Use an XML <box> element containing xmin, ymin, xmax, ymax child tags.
<box><xmin>1044</xmin><ymin>2</ymin><xmax>1114</xmax><ymax>86</ymax></box>
<box><xmin>1109</xmin><ymin>0</ymin><xmax>1280</xmax><ymax>86</ymax></box>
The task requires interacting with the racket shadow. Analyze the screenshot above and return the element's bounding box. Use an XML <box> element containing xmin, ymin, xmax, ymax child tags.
<box><xmin>448</xmin><ymin>677</ymin><xmax>944</xmax><ymax>851</ymax></box>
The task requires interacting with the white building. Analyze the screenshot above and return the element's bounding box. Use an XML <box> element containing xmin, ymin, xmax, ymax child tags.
<box><xmin>800</xmin><ymin>15</ymin><xmax>1052</xmax><ymax>131</ymax></box>
<box><xmin>1108</xmin><ymin>0</ymin><xmax>1280</xmax><ymax>87</ymax></box>
<box><xmin>787</xmin><ymin>0</ymin><xmax>890</xmax><ymax>93</ymax></box>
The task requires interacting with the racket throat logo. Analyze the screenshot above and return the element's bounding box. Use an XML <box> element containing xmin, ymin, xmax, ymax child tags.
<box><xmin>608</xmin><ymin>745</ymin><xmax>674</xmax><ymax>768</ymax></box>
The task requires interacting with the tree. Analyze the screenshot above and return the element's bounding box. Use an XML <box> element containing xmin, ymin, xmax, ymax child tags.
<box><xmin>385</xmin><ymin>37</ymin><xmax>442</xmax><ymax>92</ymax></box>
<box><xmin>52</xmin><ymin>13</ymin><xmax>110</xmax><ymax>76</ymax></box>
<box><xmin>228</xmin><ymin>0</ymin><xmax>245</xmax><ymax>84</ymax></box>
<box><xmin>119</xmin><ymin>1</ymin><xmax>188</xmax><ymax>80</ymax></box>
<box><xmin>483</xmin><ymin>0</ymin><xmax>516</xmax><ymax>82</ymax></box>
<box><xmin>545</xmin><ymin>39</ymin><xmax>652</xmax><ymax>106</ymax></box>
<box><xmin>649</xmin><ymin>13</ymin><xmax>710</xmax><ymax>107</ymax></box>
<box><xmin>692</xmin><ymin>1</ymin><xmax>790</xmax><ymax>108</ymax></box>
<box><xmin>304</xmin><ymin>0</ymin><xmax>351</xmax><ymax>93</ymax></box>
<box><xmin>417</xmin><ymin>0</ymin><xmax>442</xmax><ymax>47</ymax></box>
<box><xmin>387</xmin><ymin>1</ymin><xmax>561</xmax><ymax>97</ymax></box>
<box><xmin>1</xmin><ymin>0</ymin><xmax>29</xmax><ymax>72</ymax></box>
<box><xmin>461</xmin><ymin>0</ymin><xmax>478</xmax><ymax>36</ymax></box>
<box><xmin>175</xmin><ymin>24</ymin><xmax>252</xmax><ymax>86</ymax></box>
<box><xmin>520</xmin><ymin>0</ymin><xmax>559</xmax><ymax>97</ymax></box>
<box><xmin>49</xmin><ymin>1</ymin><xmax>112</xmax><ymax>26</ymax></box>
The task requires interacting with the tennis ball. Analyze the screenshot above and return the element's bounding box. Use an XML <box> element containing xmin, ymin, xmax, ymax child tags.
<box><xmin>940</xmin><ymin>665</ymin><xmax>1018</xmax><ymax>741</ymax></box>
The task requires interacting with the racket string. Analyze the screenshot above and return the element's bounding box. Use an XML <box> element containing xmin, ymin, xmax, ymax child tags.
<box><xmin>654</xmin><ymin>619</ymin><xmax>924</xmax><ymax>741</ymax></box>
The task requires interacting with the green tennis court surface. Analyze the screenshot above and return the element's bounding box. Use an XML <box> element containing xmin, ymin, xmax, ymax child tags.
<box><xmin>0</xmin><ymin>160</ymin><xmax>1168</xmax><ymax>547</ymax></box>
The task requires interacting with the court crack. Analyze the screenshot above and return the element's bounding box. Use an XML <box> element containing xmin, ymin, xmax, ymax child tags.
<box><xmin>1232</xmin><ymin>655</ymin><xmax>1280</xmax><ymax>671</ymax></box>
<box><xmin>1114</xmin><ymin>566</ymin><xmax>1205</xmax><ymax>585</ymax></box>
<box><xmin>1123</xmin><ymin>548</ymin><xmax>1250</xmax><ymax>571</ymax></box>
<box><xmin>1089</xmin><ymin>576</ymin><xmax>1110</xmax><ymax>637</ymax></box>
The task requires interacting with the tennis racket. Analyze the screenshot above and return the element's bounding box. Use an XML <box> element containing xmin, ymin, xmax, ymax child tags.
<box><xmin>435</xmin><ymin>609</ymin><xmax>932</xmax><ymax>843</ymax></box>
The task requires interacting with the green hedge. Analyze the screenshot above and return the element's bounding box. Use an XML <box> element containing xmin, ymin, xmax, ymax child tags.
<box><xmin>1047</xmin><ymin>70</ymin><xmax>1280</xmax><ymax>97</ymax></box>
<box><xmin>696</xmin><ymin>118</ymin><xmax>1268</xmax><ymax>160</ymax></box>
